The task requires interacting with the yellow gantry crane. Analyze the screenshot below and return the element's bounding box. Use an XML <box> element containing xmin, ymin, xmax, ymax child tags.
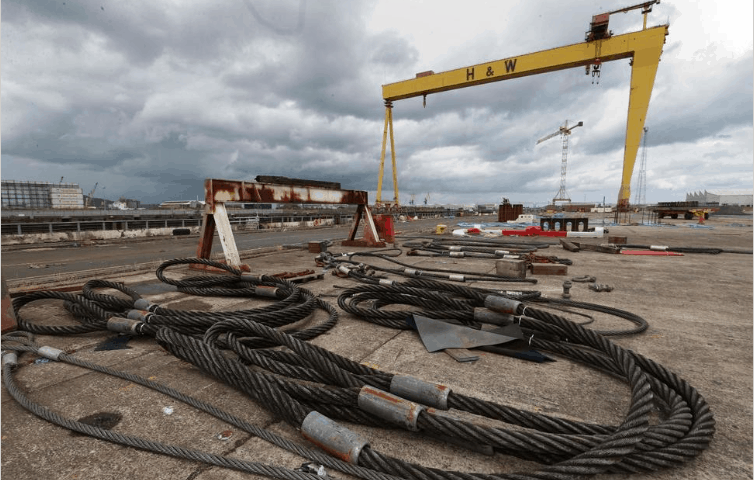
<box><xmin>537</xmin><ymin>120</ymin><xmax>584</xmax><ymax>204</ymax></box>
<box><xmin>376</xmin><ymin>1</ymin><xmax>667</xmax><ymax>210</ymax></box>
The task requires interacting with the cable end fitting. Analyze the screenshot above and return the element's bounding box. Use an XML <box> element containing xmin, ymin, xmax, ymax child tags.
<box><xmin>240</xmin><ymin>273</ymin><xmax>264</xmax><ymax>282</ymax></box>
<box><xmin>390</xmin><ymin>375</ymin><xmax>450</xmax><ymax>410</ymax></box>
<box><xmin>484</xmin><ymin>295</ymin><xmax>522</xmax><ymax>314</ymax></box>
<box><xmin>126</xmin><ymin>309</ymin><xmax>153</xmax><ymax>323</ymax></box>
<box><xmin>473</xmin><ymin>307</ymin><xmax>515</xmax><ymax>326</ymax></box>
<box><xmin>254</xmin><ymin>286</ymin><xmax>280</xmax><ymax>298</ymax></box>
<box><xmin>2</xmin><ymin>352</ymin><xmax>18</xmax><ymax>367</ymax></box>
<box><xmin>108</xmin><ymin>317</ymin><xmax>144</xmax><ymax>335</ymax></box>
<box><xmin>38</xmin><ymin>346</ymin><xmax>64</xmax><ymax>361</ymax></box>
<box><xmin>358</xmin><ymin>386</ymin><xmax>425</xmax><ymax>431</ymax></box>
<box><xmin>133</xmin><ymin>298</ymin><xmax>157</xmax><ymax>311</ymax></box>
<box><xmin>301</xmin><ymin>412</ymin><xmax>369</xmax><ymax>464</ymax></box>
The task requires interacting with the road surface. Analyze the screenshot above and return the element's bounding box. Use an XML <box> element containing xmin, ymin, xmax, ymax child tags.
<box><xmin>1</xmin><ymin>216</ymin><xmax>469</xmax><ymax>280</ymax></box>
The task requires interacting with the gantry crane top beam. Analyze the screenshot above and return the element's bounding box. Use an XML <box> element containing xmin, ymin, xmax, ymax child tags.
<box><xmin>377</xmin><ymin>5</ymin><xmax>668</xmax><ymax>210</ymax></box>
<box><xmin>382</xmin><ymin>26</ymin><xmax>666</xmax><ymax>102</ymax></box>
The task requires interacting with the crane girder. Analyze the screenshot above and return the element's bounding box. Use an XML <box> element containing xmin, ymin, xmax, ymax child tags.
<box><xmin>536</xmin><ymin>130</ymin><xmax>561</xmax><ymax>145</ymax></box>
<box><xmin>377</xmin><ymin>23</ymin><xmax>668</xmax><ymax>209</ymax></box>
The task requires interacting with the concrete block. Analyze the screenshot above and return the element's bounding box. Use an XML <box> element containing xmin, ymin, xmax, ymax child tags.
<box><xmin>495</xmin><ymin>259</ymin><xmax>527</xmax><ymax>278</ymax></box>
<box><xmin>308</xmin><ymin>241</ymin><xmax>327</xmax><ymax>253</ymax></box>
<box><xmin>608</xmin><ymin>235</ymin><xmax>627</xmax><ymax>245</ymax></box>
<box><xmin>530</xmin><ymin>263</ymin><xmax>568</xmax><ymax>275</ymax></box>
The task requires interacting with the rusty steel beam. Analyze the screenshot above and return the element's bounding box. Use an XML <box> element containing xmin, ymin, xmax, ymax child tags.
<box><xmin>204</xmin><ymin>178</ymin><xmax>367</xmax><ymax>212</ymax></box>
<box><xmin>195</xmin><ymin>178</ymin><xmax>386</xmax><ymax>271</ymax></box>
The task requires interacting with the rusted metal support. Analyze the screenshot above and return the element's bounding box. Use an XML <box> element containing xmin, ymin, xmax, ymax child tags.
<box><xmin>195</xmin><ymin>178</ymin><xmax>387</xmax><ymax>269</ymax></box>
<box><xmin>2</xmin><ymin>279</ymin><xmax>18</xmax><ymax>333</ymax></box>
<box><xmin>342</xmin><ymin>204</ymin><xmax>386</xmax><ymax>248</ymax></box>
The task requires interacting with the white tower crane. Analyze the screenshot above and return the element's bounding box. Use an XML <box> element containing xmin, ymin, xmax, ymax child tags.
<box><xmin>633</xmin><ymin>127</ymin><xmax>649</xmax><ymax>206</ymax></box>
<box><xmin>536</xmin><ymin>120</ymin><xmax>583</xmax><ymax>204</ymax></box>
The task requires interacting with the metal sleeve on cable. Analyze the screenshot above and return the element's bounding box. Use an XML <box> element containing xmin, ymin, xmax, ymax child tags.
<box><xmin>358</xmin><ymin>386</ymin><xmax>424</xmax><ymax>431</ymax></box>
<box><xmin>38</xmin><ymin>346</ymin><xmax>64</xmax><ymax>361</ymax></box>
<box><xmin>484</xmin><ymin>295</ymin><xmax>521</xmax><ymax>314</ymax></box>
<box><xmin>389</xmin><ymin>375</ymin><xmax>450</xmax><ymax>410</ymax></box>
<box><xmin>338</xmin><ymin>265</ymin><xmax>351</xmax><ymax>275</ymax></box>
<box><xmin>255</xmin><ymin>286</ymin><xmax>280</xmax><ymax>298</ymax></box>
<box><xmin>107</xmin><ymin>317</ymin><xmax>143</xmax><ymax>334</ymax></box>
<box><xmin>127</xmin><ymin>309</ymin><xmax>152</xmax><ymax>322</ymax></box>
<box><xmin>300</xmin><ymin>411</ymin><xmax>369</xmax><ymax>464</ymax></box>
<box><xmin>2</xmin><ymin>352</ymin><xmax>18</xmax><ymax>366</ymax></box>
<box><xmin>240</xmin><ymin>273</ymin><xmax>264</xmax><ymax>282</ymax></box>
<box><xmin>133</xmin><ymin>298</ymin><xmax>152</xmax><ymax>310</ymax></box>
<box><xmin>473</xmin><ymin>307</ymin><xmax>514</xmax><ymax>326</ymax></box>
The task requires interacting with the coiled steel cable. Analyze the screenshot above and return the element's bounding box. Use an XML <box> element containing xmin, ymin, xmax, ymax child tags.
<box><xmin>318</xmin><ymin>251</ymin><xmax>539</xmax><ymax>284</ymax></box>
<box><xmin>2</xmin><ymin>258</ymin><xmax>714</xmax><ymax>480</ymax></box>
<box><xmin>0</xmin><ymin>334</ymin><xmax>403</xmax><ymax>480</ymax></box>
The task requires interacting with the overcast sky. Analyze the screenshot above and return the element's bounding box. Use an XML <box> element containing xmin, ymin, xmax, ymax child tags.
<box><xmin>2</xmin><ymin>0</ymin><xmax>752</xmax><ymax>206</ymax></box>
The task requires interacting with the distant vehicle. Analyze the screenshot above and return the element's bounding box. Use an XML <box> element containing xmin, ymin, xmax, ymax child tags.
<box><xmin>652</xmin><ymin>201</ymin><xmax>719</xmax><ymax>220</ymax></box>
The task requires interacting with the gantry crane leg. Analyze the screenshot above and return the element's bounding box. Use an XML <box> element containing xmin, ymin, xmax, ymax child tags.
<box><xmin>376</xmin><ymin>102</ymin><xmax>399</xmax><ymax>205</ymax></box>
<box><xmin>379</xmin><ymin>3</ymin><xmax>668</xmax><ymax>213</ymax></box>
<box><xmin>617</xmin><ymin>39</ymin><xmax>664</xmax><ymax>210</ymax></box>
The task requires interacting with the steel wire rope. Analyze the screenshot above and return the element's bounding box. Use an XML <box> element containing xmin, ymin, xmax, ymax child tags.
<box><xmin>3</xmin><ymin>258</ymin><xmax>714</xmax><ymax>479</ymax></box>
<box><xmin>319</xmin><ymin>252</ymin><xmax>538</xmax><ymax>284</ymax></box>
<box><xmin>0</xmin><ymin>335</ymin><xmax>404</xmax><ymax>480</ymax></box>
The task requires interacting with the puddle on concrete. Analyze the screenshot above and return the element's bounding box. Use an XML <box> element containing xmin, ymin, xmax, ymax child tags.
<box><xmin>71</xmin><ymin>412</ymin><xmax>122</xmax><ymax>436</ymax></box>
<box><xmin>163</xmin><ymin>298</ymin><xmax>214</xmax><ymax>311</ymax></box>
<box><xmin>94</xmin><ymin>335</ymin><xmax>133</xmax><ymax>351</ymax></box>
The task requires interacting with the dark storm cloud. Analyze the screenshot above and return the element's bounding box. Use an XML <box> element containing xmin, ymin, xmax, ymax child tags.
<box><xmin>1</xmin><ymin>1</ymin><xmax>751</xmax><ymax>206</ymax></box>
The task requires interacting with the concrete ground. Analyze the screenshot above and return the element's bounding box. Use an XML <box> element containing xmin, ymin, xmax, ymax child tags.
<box><xmin>1</xmin><ymin>213</ymin><xmax>752</xmax><ymax>479</ymax></box>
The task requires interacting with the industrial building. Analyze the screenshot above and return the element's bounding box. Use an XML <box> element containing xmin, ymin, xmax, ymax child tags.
<box><xmin>686</xmin><ymin>190</ymin><xmax>753</xmax><ymax>207</ymax></box>
<box><xmin>1</xmin><ymin>180</ymin><xmax>84</xmax><ymax>209</ymax></box>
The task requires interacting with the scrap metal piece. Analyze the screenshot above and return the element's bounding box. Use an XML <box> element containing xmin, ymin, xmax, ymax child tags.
<box><xmin>559</xmin><ymin>238</ymin><xmax>581</xmax><ymax>252</ymax></box>
<box><xmin>443</xmin><ymin>348</ymin><xmax>480</xmax><ymax>363</ymax></box>
<box><xmin>572</xmin><ymin>242</ymin><xmax>621</xmax><ymax>254</ymax></box>
<box><xmin>409</xmin><ymin>314</ymin><xmax>518</xmax><ymax>352</ymax></box>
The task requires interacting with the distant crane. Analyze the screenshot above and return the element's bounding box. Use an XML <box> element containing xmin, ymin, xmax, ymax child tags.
<box><xmin>633</xmin><ymin>127</ymin><xmax>649</xmax><ymax>206</ymax></box>
<box><xmin>536</xmin><ymin>120</ymin><xmax>583</xmax><ymax>204</ymax></box>
<box><xmin>59</xmin><ymin>176</ymin><xmax>64</xmax><ymax>184</ymax></box>
<box><xmin>424</xmin><ymin>193</ymin><xmax>430</xmax><ymax>205</ymax></box>
<box><xmin>409</xmin><ymin>193</ymin><xmax>416</xmax><ymax>205</ymax></box>
<box><xmin>85</xmin><ymin>182</ymin><xmax>98</xmax><ymax>208</ymax></box>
